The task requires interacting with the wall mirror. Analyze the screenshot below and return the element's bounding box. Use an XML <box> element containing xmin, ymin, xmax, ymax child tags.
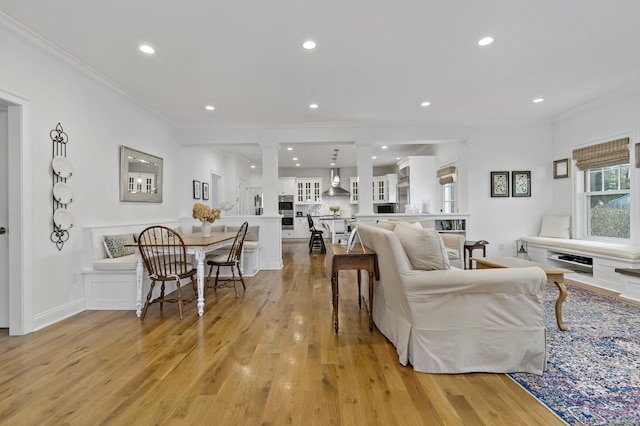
<box><xmin>120</xmin><ymin>145</ymin><xmax>163</xmax><ymax>202</ymax></box>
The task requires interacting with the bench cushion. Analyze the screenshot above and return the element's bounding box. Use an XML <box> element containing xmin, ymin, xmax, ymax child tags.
<box><xmin>522</xmin><ymin>236</ymin><xmax>640</xmax><ymax>260</ymax></box>
<box><xmin>94</xmin><ymin>254</ymin><xmax>137</xmax><ymax>271</ymax></box>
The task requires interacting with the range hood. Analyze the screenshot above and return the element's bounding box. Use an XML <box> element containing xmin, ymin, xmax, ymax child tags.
<box><xmin>323</xmin><ymin>168</ymin><xmax>350</xmax><ymax>196</ymax></box>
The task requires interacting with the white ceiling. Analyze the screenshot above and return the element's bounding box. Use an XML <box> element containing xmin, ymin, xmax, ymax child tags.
<box><xmin>2</xmin><ymin>0</ymin><xmax>640</xmax><ymax>168</ymax></box>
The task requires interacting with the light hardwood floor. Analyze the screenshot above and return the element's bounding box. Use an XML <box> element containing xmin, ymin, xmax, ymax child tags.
<box><xmin>0</xmin><ymin>242</ymin><xmax>564</xmax><ymax>425</ymax></box>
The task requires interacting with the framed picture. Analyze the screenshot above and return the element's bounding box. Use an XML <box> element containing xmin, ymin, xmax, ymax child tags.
<box><xmin>193</xmin><ymin>180</ymin><xmax>201</xmax><ymax>199</ymax></box>
<box><xmin>512</xmin><ymin>171</ymin><xmax>531</xmax><ymax>197</ymax></box>
<box><xmin>490</xmin><ymin>171</ymin><xmax>509</xmax><ymax>197</ymax></box>
<box><xmin>202</xmin><ymin>182</ymin><xmax>209</xmax><ymax>200</ymax></box>
<box><xmin>346</xmin><ymin>226</ymin><xmax>365</xmax><ymax>254</ymax></box>
<box><xmin>554</xmin><ymin>158</ymin><xmax>569</xmax><ymax>179</ymax></box>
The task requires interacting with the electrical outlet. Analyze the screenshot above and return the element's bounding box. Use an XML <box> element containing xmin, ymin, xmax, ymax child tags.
<box><xmin>498</xmin><ymin>242</ymin><xmax>504</xmax><ymax>250</ymax></box>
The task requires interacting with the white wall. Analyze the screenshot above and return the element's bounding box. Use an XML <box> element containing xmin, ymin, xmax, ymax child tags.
<box><xmin>0</xmin><ymin>27</ymin><xmax>193</xmax><ymax>329</ymax></box>
<box><xmin>465</xmin><ymin>123</ymin><xmax>554</xmax><ymax>256</ymax></box>
<box><xmin>551</xmin><ymin>87</ymin><xmax>640</xmax><ymax>242</ymax></box>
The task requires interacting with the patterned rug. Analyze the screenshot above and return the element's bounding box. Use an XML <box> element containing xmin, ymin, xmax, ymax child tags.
<box><xmin>508</xmin><ymin>284</ymin><xmax>640</xmax><ymax>425</ymax></box>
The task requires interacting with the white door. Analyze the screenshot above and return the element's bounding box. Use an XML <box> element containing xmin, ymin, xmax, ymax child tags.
<box><xmin>0</xmin><ymin>108</ymin><xmax>9</xmax><ymax>328</ymax></box>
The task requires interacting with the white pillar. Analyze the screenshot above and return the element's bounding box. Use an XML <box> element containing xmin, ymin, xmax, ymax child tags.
<box><xmin>258</xmin><ymin>142</ymin><xmax>283</xmax><ymax>270</ymax></box>
<box><xmin>356</xmin><ymin>142</ymin><xmax>374</xmax><ymax>215</ymax></box>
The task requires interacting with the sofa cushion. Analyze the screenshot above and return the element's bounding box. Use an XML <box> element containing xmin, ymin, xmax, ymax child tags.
<box><xmin>102</xmin><ymin>233</ymin><xmax>135</xmax><ymax>259</ymax></box>
<box><xmin>394</xmin><ymin>221</ymin><xmax>451</xmax><ymax>270</ymax></box>
<box><xmin>539</xmin><ymin>215</ymin><xmax>571</xmax><ymax>238</ymax></box>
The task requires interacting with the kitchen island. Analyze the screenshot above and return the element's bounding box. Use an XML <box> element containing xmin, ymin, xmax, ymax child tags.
<box><xmin>317</xmin><ymin>216</ymin><xmax>356</xmax><ymax>244</ymax></box>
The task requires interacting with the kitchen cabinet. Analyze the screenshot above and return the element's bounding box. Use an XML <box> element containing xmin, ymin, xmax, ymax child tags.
<box><xmin>397</xmin><ymin>156</ymin><xmax>436</xmax><ymax>212</ymax></box>
<box><xmin>372</xmin><ymin>174</ymin><xmax>397</xmax><ymax>203</ymax></box>
<box><xmin>278</xmin><ymin>177</ymin><xmax>296</xmax><ymax>195</ymax></box>
<box><xmin>295</xmin><ymin>216</ymin><xmax>310</xmax><ymax>239</ymax></box>
<box><xmin>295</xmin><ymin>178</ymin><xmax>322</xmax><ymax>204</ymax></box>
<box><xmin>349</xmin><ymin>177</ymin><xmax>359</xmax><ymax>204</ymax></box>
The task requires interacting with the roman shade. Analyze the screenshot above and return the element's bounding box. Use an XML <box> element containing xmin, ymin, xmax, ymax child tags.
<box><xmin>572</xmin><ymin>137</ymin><xmax>629</xmax><ymax>170</ymax></box>
<box><xmin>437</xmin><ymin>165</ymin><xmax>457</xmax><ymax>184</ymax></box>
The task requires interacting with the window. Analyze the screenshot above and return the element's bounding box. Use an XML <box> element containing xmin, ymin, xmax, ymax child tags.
<box><xmin>585</xmin><ymin>164</ymin><xmax>630</xmax><ymax>239</ymax></box>
<box><xmin>438</xmin><ymin>164</ymin><xmax>457</xmax><ymax>213</ymax></box>
<box><xmin>573</xmin><ymin>137</ymin><xmax>631</xmax><ymax>240</ymax></box>
<box><xmin>443</xmin><ymin>183</ymin><xmax>455</xmax><ymax>214</ymax></box>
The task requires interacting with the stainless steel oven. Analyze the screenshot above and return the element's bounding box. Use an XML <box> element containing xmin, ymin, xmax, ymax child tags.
<box><xmin>278</xmin><ymin>195</ymin><xmax>294</xmax><ymax>230</ymax></box>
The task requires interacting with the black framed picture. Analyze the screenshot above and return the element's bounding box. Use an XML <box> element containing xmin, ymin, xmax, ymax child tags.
<box><xmin>193</xmin><ymin>180</ymin><xmax>201</xmax><ymax>199</ymax></box>
<box><xmin>490</xmin><ymin>171</ymin><xmax>509</xmax><ymax>197</ymax></box>
<box><xmin>202</xmin><ymin>182</ymin><xmax>209</xmax><ymax>200</ymax></box>
<box><xmin>512</xmin><ymin>171</ymin><xmax>531</xmax><ymax>197</ymax></box>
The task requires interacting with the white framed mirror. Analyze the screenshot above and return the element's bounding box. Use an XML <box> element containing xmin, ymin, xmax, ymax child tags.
<box><xmin>120</xmin><ymin>146</ymin><xmax>163</xmax><ymax>202</ymax></box>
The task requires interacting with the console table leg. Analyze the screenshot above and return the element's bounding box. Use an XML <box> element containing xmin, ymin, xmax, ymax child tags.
<box><xmin>368</xmin><ymin>272</ymin><xmax>374</xmax><ymax>331</ymax></box>
<box><xmin>357</xmin><ymin>269</ymin><xmax>362</xmax><ymax>309</ymax></box>
<box><xmin>332</xmin><ymin>273</ymin><xmax>339</xmax><ymax>333</ymax></box>
<box><xmin>553</xmin><ymin>281</ymin><xmax>568</xmax><ymax>331</ymax></box>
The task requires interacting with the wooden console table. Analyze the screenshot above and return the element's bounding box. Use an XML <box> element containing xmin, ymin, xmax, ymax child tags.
<box><xmin>472</xmin><ymin>256</ymin><xmax>572</xmax><ymax>331</ymax></box>
<box><xmin>325</xmin><ymin>243</ymin><xmax>379</xmax><ymax>333</ymax></box>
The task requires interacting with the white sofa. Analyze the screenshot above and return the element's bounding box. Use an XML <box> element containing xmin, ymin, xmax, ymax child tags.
<box><xmin>357</xmin><ymin>222</ymin><xmax>548</xmax><ymax>375</ymax></box>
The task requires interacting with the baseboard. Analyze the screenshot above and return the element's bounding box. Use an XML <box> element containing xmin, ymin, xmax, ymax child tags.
<box><xmin>33</xmin><ymin>298</ymin><xmax>85</xmax><ymax>331</ymax></box>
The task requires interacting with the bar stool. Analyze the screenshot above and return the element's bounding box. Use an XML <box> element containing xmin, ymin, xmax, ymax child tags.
<box><xmin>464</xmin><ymin>240</ymin><xmax>489</xmax><ymax>269</ymax></box>
<box><xmin>308</xmin><ymin>214</ymin><xmax>326</xmax><ymax>253</ymax></box>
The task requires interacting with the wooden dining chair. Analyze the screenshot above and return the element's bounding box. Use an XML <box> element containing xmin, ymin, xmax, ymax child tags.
<box><xmin>137</xmin><ymin>225</ymin><xmax>197</xmax><ymax>320</ymax></box>
<box><xmin>206</xmin><ymin>221</ymin><xmax>249</xmax><ymax>298</ymax></box>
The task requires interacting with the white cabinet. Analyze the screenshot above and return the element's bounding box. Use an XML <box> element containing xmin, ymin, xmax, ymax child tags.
<box><xmin>372</xmin><ymin>174</ymin><xmax>397</xmax><ymax>203</ymax></box>
<box><xmin>349</xmin><ymin>177</ymin><xmax>359</xmax><ymax>204</ymax></box>
<box><xmin>282</xmin><ymin>229</ymin><xmax>295</xmax><ymax>239</ymax></box>
<box><xmin>397</xmin><ymin>156</ymin><xmax>436</xmax><ymax>212</ymax></box>
<box><xmin>295</xmin><ymin>216</ymin><xmax>310</xmax><ymax>239</ymax></box>
<box><xmin>295</xmin><ymin>178</ymin><xmax>322</xmax><ymax>204</ymax></box>
<box><xmin>278</xmin><ymin>177</ymin><xmax>296</xmax><ymax>195</ymax></box>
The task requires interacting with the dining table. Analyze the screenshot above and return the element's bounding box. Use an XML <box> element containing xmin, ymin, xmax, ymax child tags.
<box><xmin>129</xmin><ymin>231</ymin><xmax>235</xmax><ymax>317</ymax></box>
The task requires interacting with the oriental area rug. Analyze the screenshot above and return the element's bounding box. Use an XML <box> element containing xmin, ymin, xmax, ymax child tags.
<box><xmin>508</xmin><ymin>284</ymin><xmax>640</xmax><ymax>425</ymax></box>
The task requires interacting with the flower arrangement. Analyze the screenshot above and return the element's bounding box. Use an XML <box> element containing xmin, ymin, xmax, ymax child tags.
<box><xmin>192</xmin><ymin>203</ymin><xmax>221</xmax><ymax>223</ymax></box>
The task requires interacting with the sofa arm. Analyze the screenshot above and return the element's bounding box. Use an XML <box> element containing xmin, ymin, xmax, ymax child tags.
<box><xmin>401</xmin><ymin>267</ymin><xmax>547</xmax><ymax>296</ymax></box>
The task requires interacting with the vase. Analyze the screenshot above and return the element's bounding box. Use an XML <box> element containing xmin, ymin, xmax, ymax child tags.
<box><xmin>202</xmin><ymin>221</ymin><xmax>212</xmax><ymax>237</ymax></box>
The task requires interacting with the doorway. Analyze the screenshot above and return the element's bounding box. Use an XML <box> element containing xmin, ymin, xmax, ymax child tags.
<box><xmin>0</xmin><ymin>107</ymin><xmax>8</xmax><ymax>328</ymax></box>
<box><xmin>1</xmin><ymin>89</ymin><xmax>31</xmax><ymax>335</ymax></box>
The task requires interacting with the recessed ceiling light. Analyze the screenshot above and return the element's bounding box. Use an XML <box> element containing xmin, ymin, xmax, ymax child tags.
<box><xmin>372</xmin><ymin>156</ymin><xmax>377</xmax><ymax>159</ymax></box>
<box><xmin>478</xmin><ymin>37</ymin><xmax>494</xmax><ymax>46</ymax></box>
<box><xmin>331</xmin><ymin>162</ymin><xmax>335</xmax><ymax>166</ymax></box>
<box><xmin>396</xmin><ymin>157</ymin><xmax>401</xmax><ymax>160</ymax></box>
<box><xmin>205</xmin><ymin>105</ymin><xmax>215</xmax><ymax>111</ymax></box>
<box><xmin>287</xmin><ymin>147</ymin><xmax>293</xmax><ymax>151</ymax></box>
<box><xmin>292</xmin><ymin>157</ymin><xmax>298</xmax><ymax>161</ymax></box>
<box><xmin>533</xmin><ymin>98</ymin><xmax>544</xmax><ymax>103</ymax></box>
<box><xmin>421</xmin><ymin>101</ymin><xmax>431</xmax><ymax>107</ymax></box>
<box><xmin>296</xmin><ymin>163</ymin><xmax>301</xmax><ymax>167</ymax></box>
<box><xmin>250</xmin><ymin>165</ymin><xmax>255</xmax><ymax>169</ymax></box>
<box><xmin>139</xmin><ymin>45</ymin><xmax>155</xmax><ymax>54</ymax></box>
<box><xmin>382</xmin><ymin>145</ymin><xmax>388</xmax><ymax>149</ymax></box>
<box><xmin>302</xmin><ymin>40</ymin><xmax>317</xmax><ymax>50</ymax></box>
<box><xmin>309</xmin><ymin>103</ymin><xmax>319</xmax><ymax>109</ymax></box>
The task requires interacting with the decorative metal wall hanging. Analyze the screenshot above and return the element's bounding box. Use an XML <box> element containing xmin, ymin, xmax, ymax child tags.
<box><xmin>50</xmin><ymin>123</ymin><xmax>73</xmax><ymax>250</ymax></box>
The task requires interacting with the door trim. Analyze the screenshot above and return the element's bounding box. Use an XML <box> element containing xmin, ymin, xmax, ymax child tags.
<box><xmin>2</xmin><ymin>89</ymin><xmax>32</xmax><ymax>335</ymax></box>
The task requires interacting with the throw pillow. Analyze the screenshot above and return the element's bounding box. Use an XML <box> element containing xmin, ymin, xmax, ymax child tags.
<box><xmin>103</xmin><ymin>233</ymin><xmax>135</xmax><ymax>259</ymax></box>
<box><xmin>375</xmin><ymin>220</ymin><xmax>397</xmax><ymax>231</ymax></box>
<box><xmin>539</xmin><ymin>215</ymin><xmax>571</xmax><ymax>239</ymax></box>
<box><xmin>394</xmin><ymin>221</ymin><xmax>451</xmax><ymax>270</ymax></box>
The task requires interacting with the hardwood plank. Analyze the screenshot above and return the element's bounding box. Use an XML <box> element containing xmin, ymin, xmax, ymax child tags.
<box><xmin>0</xmin><ymin>241</ymin><xmax>566</xmax><ymax>425</ymax></box>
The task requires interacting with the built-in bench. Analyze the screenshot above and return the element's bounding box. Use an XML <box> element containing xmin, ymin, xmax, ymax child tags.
<box><xmin>521</xmin><ymin>236</ymin><xmax>640</xmax><ymax>301</ymax></box>
<box><xmin>82</xmin><ymin>220</ymin><xmax>261</xmax><ymax>310</ymax></box>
